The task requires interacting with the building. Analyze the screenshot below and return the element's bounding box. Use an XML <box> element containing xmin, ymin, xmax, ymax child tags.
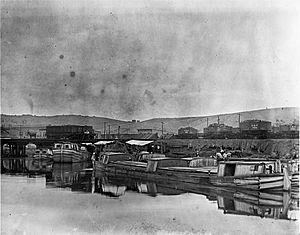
<box><xmin>36</xmin><ymin>128</ymin><xmax>46</xmax><ymax>138</ymax></box>
<box><xmin>232</xmin><ymin>127</ymin><xmax>240</xmax><ymax>134</ymax></box>
<box><xmin>137</xmin><ymin>129</ymin><xmax>153</xmax><ymax>134</ymax></box>
<box><xmin>239</xmin><ymin>120</ymin><xmax>272</xmax><ymax>132</ymax></box>
<box><xmin>178</xmin><ymin>127</ymin><xmax>198</xmax><ymax>135</ymax></box>
<box><xmin>177</xmin><ymin>127</ymin><xmax>198</xmax><ymax>139</ymax></box>
<box><xmin>203</xmin><ymin>123</ymin><xmax>233</xmax><ymax>138</ymax></box>
<box><xmin>239</xmin><ymin>119</ymin><xmax>271</xmax><ymax>138</ymax></box>
<box><xmin>279</xmin><ymin>124</ymin><xmax>299</xmax><ymax>132</ymax></box>
<box><xmin>46</xmin><ymin>125</ymin><xmax>95</xmax><ymax>140</ymax></box>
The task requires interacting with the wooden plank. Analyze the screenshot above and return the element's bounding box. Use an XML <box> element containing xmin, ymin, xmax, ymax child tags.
<box><xmin>259</xmin><ymin>192</ymin><xmax>283</xmax><ymax>202</ymax></box>
<box><xmin>259</xmin><ymin>181</ymin><xmax>283</xmax><ymax>190</ymax></box>
<box><xmin>259</xmin><ymin>176</ymin><xmax>283</xmax><ymax>183</ymax></box>
<box><xmin>234</xmin><ymin>179</ymin><xmax>259</xmax><ymax>185</ymax></box>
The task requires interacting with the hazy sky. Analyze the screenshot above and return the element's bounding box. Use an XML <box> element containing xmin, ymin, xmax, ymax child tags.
<box><xmin>1</xmin><ymin>0</ymin><xmax>299</xmax><ymax>120</ymax></box>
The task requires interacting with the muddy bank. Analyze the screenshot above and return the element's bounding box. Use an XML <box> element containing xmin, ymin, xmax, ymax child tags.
<box><xmin>159</xmin><ymin>139</ymin><xmax>299</xmax><ymax>158</ymax></box>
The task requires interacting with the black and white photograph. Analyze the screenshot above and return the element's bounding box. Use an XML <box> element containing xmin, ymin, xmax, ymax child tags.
<box><xmin>1</xmin><ymin>0</ymin><xmax>299</xmax><ymax>234</ymax></box>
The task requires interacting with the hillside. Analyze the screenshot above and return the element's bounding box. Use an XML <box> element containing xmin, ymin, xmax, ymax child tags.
<box><xmin>1</xmin><ymin>107</ymin><xmax>299</xmax><ymax>135</ymax></box>
<box><xmin>138</xmin><ymin>107</ymin><xmax>299</xmax><ymax>134</ymax></box>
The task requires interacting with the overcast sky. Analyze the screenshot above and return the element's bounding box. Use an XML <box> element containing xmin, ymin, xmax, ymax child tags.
<box><xmin>1</xmin><ymin>0</ymin><xmax>299</xmax><ymax>120</ymax></box>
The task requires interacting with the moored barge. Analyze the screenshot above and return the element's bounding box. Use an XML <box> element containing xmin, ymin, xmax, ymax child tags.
<box><xmin>94</xmin><ymin>153</ymin><xmax>218</xmax><ymax>184</ymax></box>
<box><xmin>52</xmin><ymin>142</ymin><xmax>91</xmax><ymax>163</ymax></box>
<box><xmin>210</xmin><ymin>159</ymin><xmax>292</xmax><ymax>191</ymax></box>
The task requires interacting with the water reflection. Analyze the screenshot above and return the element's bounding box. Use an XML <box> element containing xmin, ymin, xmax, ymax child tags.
<box><xmin>47</xmin><ymin>162</ymin><xmax>92</xmax><ymax>191</ymax></box>
<box><xmin>1</xmin><ymin>157</ymin><xmax>299</xmax><ymax>221</ymax></box>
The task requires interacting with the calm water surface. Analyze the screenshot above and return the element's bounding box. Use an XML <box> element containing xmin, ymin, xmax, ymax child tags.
<box><xmin>1</xmin><ymin>158</ymin><xmax>299</xmax><ymax>235</ymax></box>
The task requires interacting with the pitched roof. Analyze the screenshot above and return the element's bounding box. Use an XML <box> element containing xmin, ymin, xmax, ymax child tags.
<box><xmin>126</xmin><ymin>140</ymin><xmax>154</xmax><ymax>146</ymax></box>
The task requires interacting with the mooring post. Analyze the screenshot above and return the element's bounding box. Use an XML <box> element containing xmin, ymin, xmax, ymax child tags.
<box><xmin>283</xmin><ymin>167</ymin><xmax>291</xmax><ymax>191</ymax></box>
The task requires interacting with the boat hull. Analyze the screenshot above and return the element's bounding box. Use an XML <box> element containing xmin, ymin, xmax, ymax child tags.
<box><xmin>210</xmin><ymin>174</ymin><xmax>288</xmax><ymax>191</ymax></box>
<box><xmin>52</xmin><ymin>149</ymin><xmax>90</xmax><ymax>163</ymax></box>
<box><xmin>94</xmin><ymin>161</ymin><xmax>216</xmax><ymax>184</ymax></box>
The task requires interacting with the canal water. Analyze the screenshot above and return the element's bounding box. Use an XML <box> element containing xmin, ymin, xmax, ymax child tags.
<box><xmin>1</xmin><ymin>158</ymin><xmax>299</xmax><ymax>235</ymax></box>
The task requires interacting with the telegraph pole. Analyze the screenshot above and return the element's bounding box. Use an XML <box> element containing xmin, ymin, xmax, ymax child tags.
<box><xmin>161</xmin><ymin>122</ymin><xmax>164</xmax><ymax>139</ymax></box>
<box><xmin>217</xmin><ymin>116</ymin><xmax>220</xmax><ymax>125</ymax></box>
<box><xmin>118</xmin><ymin>126</ymin><xmax>120</xmax><ymax>139</ymax></box>
<box><xmin>103</xmin><ymin>122</ymin><xmax>107</xmax><ymax>139</ymax></box>
<box><xmin>108</xmin><ymin>125</ymin><xmax>111</xmax><ymax>139</ymax></box>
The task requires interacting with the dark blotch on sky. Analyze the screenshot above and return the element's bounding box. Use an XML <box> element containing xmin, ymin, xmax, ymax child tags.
<box><xmin>70</xmin><ymin>71</ymin><xmax>76</xmax><ymax>77</ymax></box>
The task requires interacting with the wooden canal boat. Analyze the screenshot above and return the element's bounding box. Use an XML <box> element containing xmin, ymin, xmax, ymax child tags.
<box><xmin>52</xmin><ymin>142</ymin><xmax>91</xmax><ymax>163</ymax></box>
<box><xmin>32</xmin><ymin>148</ymin><xmax>53</xmax><ymax>160</ymax></box>
<box><xmin>94</xmin><ymin>152</ymin><xmax>218</xmax><ymax>184</ymax></box>
<box><xmin>209</xmin><ymin>159</ymin><xmax>292</xmax><ymax>191</ymax></box>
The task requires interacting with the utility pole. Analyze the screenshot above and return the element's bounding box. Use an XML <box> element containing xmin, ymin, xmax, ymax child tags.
<box><xmin>217</xmin><ymin>116</ymin><xmax>220</xmax><ymax>125</ymax></box>
<box><xmin>118</xmin><ymin>126</ymin><xmax>120</xmax><ymax>139</ymax></box>
<box><xmin>161</xmin><ymin>122</ymin><xmax>164</xmax><ymax>139</ymax></box>
<box><xmin>108</xmin><ymin>125</ymin><xmax>111</xmax><ymax>139</ymax></box>
<box><xmin>238</xmin><ymin>113</ymin><xmax>241</xmax><ymax>126</ymax></box>
<box><xmin>103</xmin><ymin>122</ymin><xmax>107</xmax><ymax>139</ymax></box>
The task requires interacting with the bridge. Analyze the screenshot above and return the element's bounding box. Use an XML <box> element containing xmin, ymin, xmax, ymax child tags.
<box><xmin>0</xmin><ymin>138</ymin><xmax>114</xmax><ymax>157</ymax></box>
<box><xmin>0</xmin><ymin>137</ymin><xmax>161</xmax><ymax>157</ymax></box>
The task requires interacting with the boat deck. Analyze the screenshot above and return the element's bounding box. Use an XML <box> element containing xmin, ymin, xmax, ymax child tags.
<box><xmin>116</xmin><ymin>161</ymin><xmax>147</xmax><ymax>167</ymax></box>
<box><xmin>161</xmin><ymin>166</ymin><xmax>218</xmax><ymax>174</ymax></box>
<box><xmin>113</xmin><ymin>161</ymin><xmax>217</xmax><ymax>174</ymax></box>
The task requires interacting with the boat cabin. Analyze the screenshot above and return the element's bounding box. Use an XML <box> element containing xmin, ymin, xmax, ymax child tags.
<box><xmin>146</xmin><ymin>158</ymin><xmax>190</xmax><ymax>172</ymax></box>
<box><xmin>188</xmin><ymin>157</ymin><xmax>217</xmax><ymax>167</ymax></box>
<box><xmin>137</xmin><ymin>152</ymin><xmax>166</xmax><ymax>162</ymax></box>
<box><xmin>217</xmin><ymin>160</ymin><xmax>281</xmax><ymax>177</ymax></box>
<box><xmin>54</xmin><ymin>142</ymin><xmax>80</xmax><ymax>151</ymax></box>
<box><xmin>280</xmin><ymin>159</ymin><xmax>299</xmax><ymax>174</ymax></box>
<box><xmin>26</xmin><ymin>143</ymin><xmax>37</xmax><ymax>149</ymax></box>
<box><xmin>99</xmin><ymin>152</ymin><xmax>132</xmax><ymax>164</ymax></box>
<box><xmin>34</xmin><ymin>149</ymin><xmax>53</xmax><ymax>155</ymax></box>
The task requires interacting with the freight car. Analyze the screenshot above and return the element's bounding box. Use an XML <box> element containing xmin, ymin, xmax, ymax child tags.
<box><xmin>46</xmin><ymin>125</ymin><xmax>95</xmax><ymax>140</ymax></box>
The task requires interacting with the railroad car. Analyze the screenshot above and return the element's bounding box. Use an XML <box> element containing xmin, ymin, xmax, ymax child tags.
<box><xmin>46</xmin><ymin>125</ymin><xmax>95</xmax><ymax>140</ymax></box>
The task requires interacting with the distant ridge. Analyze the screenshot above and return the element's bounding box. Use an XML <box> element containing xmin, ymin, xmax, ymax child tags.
<box><xmin>1</xmin><ymin>107</ymin><xmax>299</xmax><ymax>134</ymax></box>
